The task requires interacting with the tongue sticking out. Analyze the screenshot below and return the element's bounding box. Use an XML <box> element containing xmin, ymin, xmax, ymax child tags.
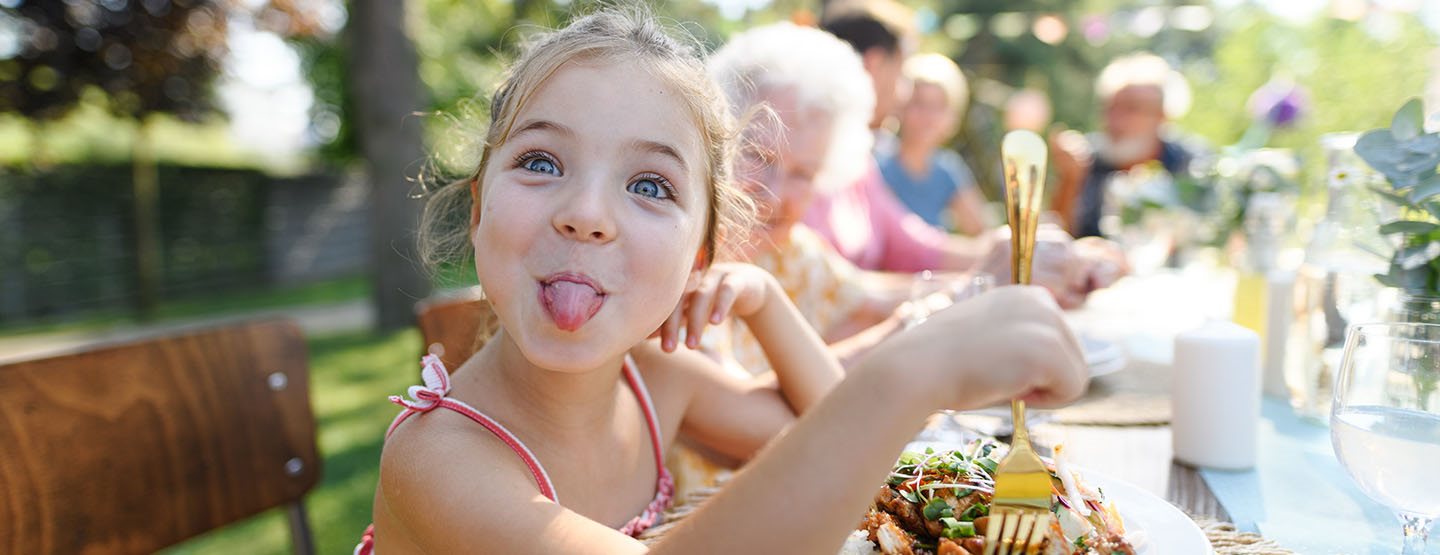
<box><xmin>541</xmin><ymin>280</ymin><xmax>604</xmax><ymax>331</ymax></box>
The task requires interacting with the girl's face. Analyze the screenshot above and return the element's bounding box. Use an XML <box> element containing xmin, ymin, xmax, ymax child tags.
<box><xmin>473</xmin><ymin>60</ymin><xmax>710</xmax><ymax>372</ymax></box>
<box><xmin>899</xmin><ymin>82</ymin><xmax>957</xmax><ymax>149</ymax></box>
<box><xmin>735</xmin><ymin>88</ymin><xmax>833</xmax><ymax>254</ymax></box>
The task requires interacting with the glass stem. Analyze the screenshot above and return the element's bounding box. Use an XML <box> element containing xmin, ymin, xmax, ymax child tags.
<box><xmin>1399</xmin><ymin>513</ymin><xmax>1432</xmax><ymax>555</ymax></box>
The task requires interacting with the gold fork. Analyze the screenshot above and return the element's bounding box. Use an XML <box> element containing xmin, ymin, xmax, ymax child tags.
<box><xmin>984</xmin><ymin>130</ymin><xmax>1053</xmax><ymax>555</ymax></box>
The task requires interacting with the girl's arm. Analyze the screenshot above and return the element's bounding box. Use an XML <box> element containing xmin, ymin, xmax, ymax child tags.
<box><xmin>646</xmin><ymin>263</ymin><xmax>842</xmax><ymax>460</ymax></box>
<box><xmin>380</xmin><ymin>286</ymin><xmax>1086</xmax><ymax>553</ymax></box>
<box><xmin>660</xmin><ymin>263</ymin><xmax>841</xmax><ymax>412</ymax></box>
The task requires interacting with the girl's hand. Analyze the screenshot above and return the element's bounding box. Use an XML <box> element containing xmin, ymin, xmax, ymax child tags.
<box><xmin>658</xmin><ymin>262</ymin><xmax>776</xmax><ymax>352</ymax></box>
<box><xmin>859</xmin><ymin>285</ymin><xmax>1088</xmax><ymax>411</ymax></box>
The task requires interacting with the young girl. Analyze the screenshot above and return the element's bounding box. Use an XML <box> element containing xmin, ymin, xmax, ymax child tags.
<box><xmin>359</xmin><ymin>8</ymin><xmax>1087</xmax><ymax>554</ymax></box>
<box><xmin>879</xmin><ymin>53</ymin><xmax>991</xmax><ymax>237</ymax></box>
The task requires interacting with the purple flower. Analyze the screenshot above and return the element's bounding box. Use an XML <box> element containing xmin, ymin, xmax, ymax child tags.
<box><xmin>1248</xmin><ymin>79</ymin><xmax>1308</xmax><ymax>129</ymax></box>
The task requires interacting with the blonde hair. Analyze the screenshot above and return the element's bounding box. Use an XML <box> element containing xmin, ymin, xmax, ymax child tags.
<box><xmin>419</xmin><ymin>6</ymin><xmax>755</xmax><ymax>277</ymax></box>
<box><xmin>903</xmin><ymin>53</ymin><xmax>968</xmax><ymax>114</ymax></box>
<box><xmin>707</xmin><ymin>22</ymin><xmax>875</xmax><ymax>193</ymax></box>
<box><xmin>1095</xmin><ymin>52</ymin><xmax>1192</xmax><ymax>119</ymax></box>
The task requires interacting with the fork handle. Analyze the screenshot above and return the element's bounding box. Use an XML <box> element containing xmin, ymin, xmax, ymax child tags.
<box><xmin>1010</xmin><ymin>399</ymin><xmax>1028</xmax><ymax>442</ymax></box>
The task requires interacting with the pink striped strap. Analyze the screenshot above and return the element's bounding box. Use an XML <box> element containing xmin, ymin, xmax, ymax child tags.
<box><xmin>384</xmin><ymin>354</ymin><xmax>559</xmax><ymax>502</ymax></box>
<box><xmin>360</xmin><ymin>355</ymin><xmax>673</xmax><ymax>546</ymax></box>
<box><xmin>617</xmin><ymin>358</ymin><xmax>675</xmax><ymax>536</ymax></box>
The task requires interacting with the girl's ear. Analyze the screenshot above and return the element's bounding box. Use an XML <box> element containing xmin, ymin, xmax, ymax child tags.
<box><xmin>469</xmin><ymin>177</ymin><xmax>482</xmax><ymax>231</ymax></box>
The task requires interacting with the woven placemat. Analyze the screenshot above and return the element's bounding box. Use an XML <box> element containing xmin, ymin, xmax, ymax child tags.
<box><xmin>640</xmin><ymin>485</ymin><xmax>1293</xmax><ymax>554</ymax></box>
<box><xmin>1191</xmin><ymin>516</ymin><xmax>1294</xmax><ymax>555</ymax></box>
<box><xmin>1048</xmin><ymin>358</ymin><xmax>1173</xmax><ymax>426</ymax></box>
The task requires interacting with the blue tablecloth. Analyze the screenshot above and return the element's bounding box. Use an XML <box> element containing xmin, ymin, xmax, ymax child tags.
<box><xmin>1200</xmin><ymin>398</ymin><xmax>1438</xmax><ymax>554</ymax></box>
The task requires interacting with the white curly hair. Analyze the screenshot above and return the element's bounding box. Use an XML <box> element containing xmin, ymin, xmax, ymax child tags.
<box><xmin>707</xmin><ymin>22</ymin><xmax>876</xmax><ymax>192</ymax></box>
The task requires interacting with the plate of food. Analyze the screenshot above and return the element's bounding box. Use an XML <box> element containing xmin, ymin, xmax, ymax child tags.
<box><xmin>841</xmin><ymin>439</ymin><xmax>1212</xmax><ymax>555</ymax></box>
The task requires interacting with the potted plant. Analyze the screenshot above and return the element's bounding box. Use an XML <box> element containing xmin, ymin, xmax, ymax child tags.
<box><xmin>1353</xmin><ymin>98</ymin><xmax>1440</xmax><ymax>409</ymax></box>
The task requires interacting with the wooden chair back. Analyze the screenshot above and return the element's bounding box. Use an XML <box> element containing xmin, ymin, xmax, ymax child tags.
<box><xmin>0</xmin><ymin>319</ymin><xmax>319</xmax><ymax>554</ymax></box>
<box><xmin>414</xmin><ymin>286</ymin><xmax>492</xmax><ymax>372</ymax></box>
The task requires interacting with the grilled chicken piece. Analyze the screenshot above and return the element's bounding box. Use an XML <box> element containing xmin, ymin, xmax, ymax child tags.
<box><xmin>875</xmin><ymin>520</ymin><xmax>915</xmax><ymax>555</ymax></box>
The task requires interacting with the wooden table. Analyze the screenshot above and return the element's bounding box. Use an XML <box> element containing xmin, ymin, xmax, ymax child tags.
<box><xmin>1035</xmin><ymin>424</ymin><xmax>1229</xmax><ymax>521</ymax></box>
<box><xmin>1038</xmin><ymin>266</ymin><xmax>1236</xmax><ymax>523</ymax></box>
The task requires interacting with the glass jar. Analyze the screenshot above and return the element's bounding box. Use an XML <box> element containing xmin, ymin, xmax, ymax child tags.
<box><xmin>1283</xmin><ymin>133</ymin><xmax>1390</xmax><ymax>422</ymax></box>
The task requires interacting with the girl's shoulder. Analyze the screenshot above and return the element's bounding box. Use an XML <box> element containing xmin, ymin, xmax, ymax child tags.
<box><xmin>375</xmin><ymin>407</ymin><xmax>548</xmax><ymax>545</ymax></box>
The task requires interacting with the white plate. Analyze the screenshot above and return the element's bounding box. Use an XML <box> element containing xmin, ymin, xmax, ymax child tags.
<box><xmin>1083</xmin><ymin>467</ymin><xmax>1214</xmax><ymax>554</ymax></box>
<box><xmin>900</xmin><ymin>442</ymin><xmax>1214</xmax><ymax>554</ymax></box>
<box><xmin>1082</xmin><ymin>336</ymin><xmax>1127</xmax><ymax>378</ymax></box>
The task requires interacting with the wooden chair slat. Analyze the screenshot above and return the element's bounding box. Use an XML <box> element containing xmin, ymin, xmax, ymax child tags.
<box><xmin>415</xmin><ymin>287</ymin><xmax>491</xmax><ymax>371</ymax></box>
<box><xmin>0</xmin><ymin>319</ymin><xmax>320</xmax><ymax>555</ymax></box>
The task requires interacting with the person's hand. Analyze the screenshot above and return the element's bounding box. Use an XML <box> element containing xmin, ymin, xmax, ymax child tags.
<box><xmin>1073</xmin><ymin>236</ymin><xmax>1129</xmax><ymax>292</ymax></box>
<box><xmin>858</xmin><ymin>286</ymin><xmax>1088</xmax><ymax>411</ymax></box>
<box><xmin>657</xmin><ymin>262</ymin><xmax>776</xmax><ymax>352</ymax></box>
<box><xmin>977</xmin><ymin>225</ymin><xmax>1089</xmax><ymax>309</ymax></box>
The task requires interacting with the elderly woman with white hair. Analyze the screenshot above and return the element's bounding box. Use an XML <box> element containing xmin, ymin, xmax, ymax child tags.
<box><xmin>698</xmin><ymin>22</ymin><xmax>1116</xmax><ymax>375</ymax></box>
<box><xmin>665</xmin><ymin>22</ymin><xmax>1111</xmax><ymax>498</ymax></box>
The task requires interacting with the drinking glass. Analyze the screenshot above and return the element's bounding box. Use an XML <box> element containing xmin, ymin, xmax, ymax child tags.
<box><xmin>903</xmin><ymin>271</ymin><xmax>995</xmax><ymax>328</ymax></box>
<box><xmin>1331</xmin><ymin>322</ymin><xmax>1440</xmax><ymax>554</ymax></box>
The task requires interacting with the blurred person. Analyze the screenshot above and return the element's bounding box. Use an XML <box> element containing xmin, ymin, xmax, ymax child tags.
<box><xmin>814</xmin><ymin>0</ymin><xmax>1124</xmax><ymax>289</ymax></box>
<box><xmin>1052</xmin><ymin>53</ymin><xmax>1198</xmax><ymax>238</ymax></box>
<box><xmin>878</xmin><ymin>52</ymin><xmax>990</xmax><ymax>236</ymax></box>
<box><xmin>705</xmin><ymin>22</ymin><xmax>1114</xmax><ymax>378</ymax></box>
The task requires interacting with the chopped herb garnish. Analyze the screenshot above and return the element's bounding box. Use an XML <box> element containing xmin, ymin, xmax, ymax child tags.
<box><xmin>923</xmin><ymin>497</ymin><xmax>952</xmax><ymax>520</ymax></box>
<box><xmin>941</xmin><ymin>519</ymin><xmax>977</xmax><ymax>538</ymax></box>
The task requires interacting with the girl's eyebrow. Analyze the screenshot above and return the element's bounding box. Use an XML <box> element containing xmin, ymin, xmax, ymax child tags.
<box><xmin>511</xmin><ymin>118</ymin><xmax>688</xmax><ymax>174</ymax></box>
<box><xmin>630</xmin><ymin>139</ymin><xmax>689</xmax><ymax>174</ymax></box>
<box><xmin>509</xmin><ymin>119</ymin><xmax>573</xmax><ymax>141</ymax></box>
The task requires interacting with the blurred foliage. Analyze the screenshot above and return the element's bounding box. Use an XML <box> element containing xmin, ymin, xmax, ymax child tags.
<box><xmin>0</xmin><ymin>0</ymin><xmax>228</xmax><ymax>121</ymax></box>
<box><xmin>406</xmin><ymin>0</ymin><xmax>778</xmax><ymax>176</ymax></box>
<box><xmin>0</xmin><ymin>0</ymin><xmax>331</xmax><ymax>167</ymax></box>
<box><xmin>1180</xmin><ymin>6</ymin><xmax>1436</xmax><ymax>201</ymax></box>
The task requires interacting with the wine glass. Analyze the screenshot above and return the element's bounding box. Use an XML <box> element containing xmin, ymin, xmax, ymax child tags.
<box><xmin>1331</xmin><ymin>322</ymin><xmax>1440</xmax><ymax>554</ymax></box>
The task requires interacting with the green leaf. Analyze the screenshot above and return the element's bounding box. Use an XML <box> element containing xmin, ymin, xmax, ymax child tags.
<box><xmin>1399</xmin><ymin>242</ymin><xmax>1440</xmax><ymax>270</ymax></box>
<box><xmin>1393</xmin><ymin>98</ymin><xmax>1425</xmax><ymax>141</ymax></box>
<box><xmin>1379</xmin><ymin>220</ymin><xmax>1440</xmax><ymax>235</ymax></box>
<box><xmin>923</xmin><ymin>497</ymin><xmax>951</xmax><ymax>520</ymax></box>
<box><xmin>1385</xmin><ymin>256</ymin><xmax>1435</xmax><ymax>291</ymax></box>
<box><xmin>1413</xmin><ymin>174</ymin><xmax>1440</xmax><ymax>203</ymax></box>
<box><xmin>1355</xmin><ymin>129</ymin><xmax>1403</xmax><ymax>172</ymax></box>
<box><xmin>1355</xmin><ymin>128</ymin><xmax>1440</xmax><ymax>187</ymax></box>
<box><xmin>1370</xmin><ymin>185</ymin><xmax>1415</xmax><ymax>207</ymax></box>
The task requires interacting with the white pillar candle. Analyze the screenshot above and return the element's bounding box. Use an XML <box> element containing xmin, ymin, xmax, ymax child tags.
<box><xmin>1172</xmin><ymin>320</ymin><xmax>1261</xmax><ymax>470</ymax></box>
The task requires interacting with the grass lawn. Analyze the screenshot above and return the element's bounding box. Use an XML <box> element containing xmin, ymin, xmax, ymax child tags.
<box><xmin>161</xmin><ymin>327</ymin><xmax>423</xmax><ymax>555</ymax></box>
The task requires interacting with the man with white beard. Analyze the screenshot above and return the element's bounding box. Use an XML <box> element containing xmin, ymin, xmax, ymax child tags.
<box><xmin>1051</xmin><ymin>53</ymin><xmax>1201</xmax><ymax>238</ymax></box>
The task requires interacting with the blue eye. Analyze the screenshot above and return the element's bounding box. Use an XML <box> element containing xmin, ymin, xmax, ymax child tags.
<box><xmin>523</xmin><ymin>157</ymin><xmax>559</xmax><ymax>175</ymax></box>
<box><xmin>516</xmin><ymin>152</ymin><xmax>560</xmax><ymax>175</ymax></box>
<box><xmin>627</xmin><ymin>175</ymin><xmax>673</xmax><ymax>200</ymax></box>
